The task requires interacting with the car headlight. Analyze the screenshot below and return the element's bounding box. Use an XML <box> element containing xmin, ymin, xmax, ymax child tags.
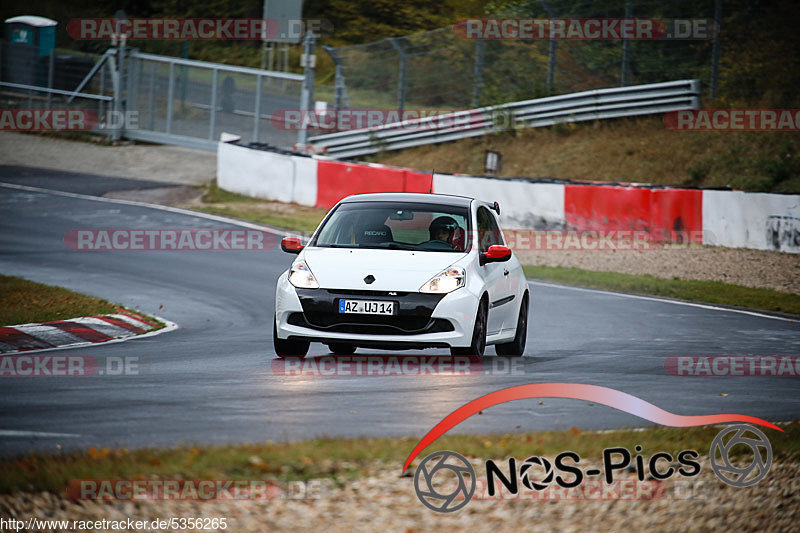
<box><xmin>288</xmin><ymin>261</ymin><xmax>319</xmax><ymax>289</ymax></box>
<box><xmin>420</xmin><ymin>266</ymin><xmax>466</xmax><ymax>294</ymax></box>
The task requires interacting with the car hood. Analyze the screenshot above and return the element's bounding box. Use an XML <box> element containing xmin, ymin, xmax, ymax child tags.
<box><xmin>302</xmin><ymin>247</ymin><xmax>467</xmax><ymax>292</ymax></box>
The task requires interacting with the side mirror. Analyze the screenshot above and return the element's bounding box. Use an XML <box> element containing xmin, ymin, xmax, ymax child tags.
<box><xmin>480</xmin><ymin>245</ymin><xmax>512</xmax><ymax>265</ymax></box>
<box><xmin>281</xmin><ymin>237</ymin><xmax>304</xmax><ymax>254</ymax></box>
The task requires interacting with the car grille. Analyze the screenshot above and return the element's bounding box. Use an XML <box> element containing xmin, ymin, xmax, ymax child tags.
<box><xmin>325</xmin><ymin>289</ymin><xmax>411</xmax><ymax>297</ymax></box>
<box><xmin>291</xmin><ymin>288</ymin><xmax>449</xmax><ymax>335</ymax></box>
<box><xmin>288</xmin><ymin>312</ymin><xmax>453</xmax><ymax>335</ymax></box>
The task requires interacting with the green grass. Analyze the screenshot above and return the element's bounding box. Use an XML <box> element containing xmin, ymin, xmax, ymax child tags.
<box><xmin>200</xmin><ymin>180</ymin><xmax>256</xmax><ymax>203</ymax></box>
<box><xmin>188</xmin><ymin>181</ymin><xmax>327</xmax><ymax>234</ymax></box>
<box><xmin>0</xmin><ymin>274</ymin><xmax>119</xmax><ymax>325</ymax></box>
<box><xmin>0</xmin><ymin>274</ymin><xmax>165</xmax><ymax>329</ymax></box>
<box><xmin>2</xmin><ymin>422</ymin><xmax>796</xmax><ymax>494</ymax></box>
<box><xmin>370</xmin><ymin>117</ymin><xmax>800</xmax><ymax>193</ymax></box>
<box><xmin>192</xmin><ymin>205</ymin><xmax>324</xmax><ymax>234</ymax></box>
<box><xmin>315</xmin><ymin>84</ymin><xmax>449</xmax><ymax>112</ymax></box>
<box><xmin>524</xmin><ymin>265</ymin><xmax>800</xmax><ymax>315</ymax></box>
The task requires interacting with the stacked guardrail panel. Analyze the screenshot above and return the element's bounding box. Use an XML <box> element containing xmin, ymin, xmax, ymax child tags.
<box><xmin>309</xmin><ymin>79</ymin><xmax>700</xmax><ymax>159</ymax></box>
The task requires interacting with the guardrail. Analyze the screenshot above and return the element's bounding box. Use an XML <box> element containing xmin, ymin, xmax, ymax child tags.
<box><xmin>309</xmin><ymin>79</ymin><xmax>700</xmax><ymax>159</ymax></box>
<box><xmin>0</xmin><ymin>81</ymin><xmax>113</xmax><ymax>102</ymax></box>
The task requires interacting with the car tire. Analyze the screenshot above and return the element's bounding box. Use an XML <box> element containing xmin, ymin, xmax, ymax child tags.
<box><xmin>273</xmin><ymin>315</ymin><xmax>309</xmax><ymax>358</ymax></box>
<box><xmin>327</xmin><ymin>343</ymin><xmax>356</xmax><ymax>355</ymax></box>
<box><xmin>451</xmin><ymin>298</ymin><xmax>487</xmax><ymax>357</ymax></box>
<box><xmin>495</xmin><ymin>293</ymin><xmax>528</xmax><ymax>357</ymax></box>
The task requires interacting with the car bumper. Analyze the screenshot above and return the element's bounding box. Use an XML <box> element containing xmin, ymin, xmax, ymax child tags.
<box><xmin>275</xmin><ymin>274</ymin><xmax>478</xmax><ymax>348</ymax></box>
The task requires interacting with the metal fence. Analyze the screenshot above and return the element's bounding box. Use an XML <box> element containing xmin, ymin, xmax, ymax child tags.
<box><xmin>0</xmin><ymin>40</ymin><xmax>306</xmax><ymax>151</ymax></box>
<box><xmin>125</xmin><ymin>50</ymin><xmax>304</xmax><ymax>150</ymax></box>
<box><xmin>0</xmin><ymin>79</ymin><xmax>113</xmax><ymax>133</ymax></box>
<box><xmin>321</xmin><ymin>0</ymin><xmax>721</xmax><ymax>112</ymax></box>
<box><xmin>0</xmin><ymin>41</ymin><xmax>114</xmax><ymax>134</ymax></box>
<box><xmin>309</xmin><ymin>79</ymin><xmax>700</xmax><ymax>159</ymax></box>
<box><xmin>0</xmin><ymin>41</ymin><xmax>108</xmax><ymax>93</ymax></box>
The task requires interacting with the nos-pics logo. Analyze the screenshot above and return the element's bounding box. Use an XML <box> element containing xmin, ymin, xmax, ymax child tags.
<box><xmin>413</xmin><ymin>424</ymin><xmax>772</xmax><ymax>513</ymax></box>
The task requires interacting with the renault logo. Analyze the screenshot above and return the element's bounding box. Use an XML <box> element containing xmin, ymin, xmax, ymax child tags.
<box><xmin>364</xmin><ymin>275</ymin><xmax>375</xmax><ymax>284</ymax></box>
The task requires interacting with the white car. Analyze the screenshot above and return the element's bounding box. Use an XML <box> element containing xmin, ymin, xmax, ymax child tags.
<box><xmin>273</xmin><ymin>192</ymin><xmax>529</xmax><ymax>357</ymax></box>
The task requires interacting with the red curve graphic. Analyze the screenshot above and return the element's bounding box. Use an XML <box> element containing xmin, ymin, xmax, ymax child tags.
<box><xmin>403</xmin><ymin>383</ymin><xmax>783</xmax><ymax>472</ymax></box>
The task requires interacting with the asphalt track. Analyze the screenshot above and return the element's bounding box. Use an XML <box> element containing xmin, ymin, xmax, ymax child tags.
<box><xmin>0</xmin><ymin>167</ymin><xmax>798</xmax><ymax>458</ymax></box>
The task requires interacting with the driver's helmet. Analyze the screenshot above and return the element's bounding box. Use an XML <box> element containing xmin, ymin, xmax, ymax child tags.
<box><xmin>428</xmin><ymin>216</ymin><xmax>459</xmax><ymax>241</ymax></box>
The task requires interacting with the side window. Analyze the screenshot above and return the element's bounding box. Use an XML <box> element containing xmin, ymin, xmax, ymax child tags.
<box><xmin>486</xmin><ymin>211</ymin><xmax>504</xmax><ymax>248</ymax></box>
<box><xmin>477</xmin><ymin>206</ymin><xmax>502</xmax><ymax>252</ymax></box>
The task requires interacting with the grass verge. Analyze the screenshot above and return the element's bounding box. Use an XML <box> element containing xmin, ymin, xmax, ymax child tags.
<box><xmin>524</xmin><ymin>265</ymin><xmax>800</xmax><ymax>315</ymax></box>
<box><xmin>0</xmin><ymin>274</ymin><xmax>118</xmax><ymax>325</ymax></box>
<box><xmin>187</xmin><ymin>181</ymin><xmax>327</xmax><ymax>234</ymax></box>
<box><xmin>1</xmin><ymin>422</ymin><xmax>796</xmax><ymax>494</ymax></box>
<box><xmin>0</xmin><ymin>274</ymin><xmax>165</xmax><ymax>328</ymax></box>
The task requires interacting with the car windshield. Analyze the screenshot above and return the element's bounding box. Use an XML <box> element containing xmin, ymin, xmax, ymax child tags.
<box><xmin>311</xmin><ymin>201</ymin><xmax>470</xmax><ymax>253</ymax></box>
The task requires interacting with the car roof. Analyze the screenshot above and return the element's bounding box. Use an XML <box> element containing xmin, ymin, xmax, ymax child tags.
<box><xmin>339</xmin><ymin>192</ymin><xmax>474</xmax><ymax>207</ymax></box>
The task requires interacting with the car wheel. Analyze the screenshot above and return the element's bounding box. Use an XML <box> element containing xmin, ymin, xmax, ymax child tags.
<box><xmin>273</xmin><ymin>315</ymin><xmax>309</xmax><ymax>358</ymax></box>
<box><xmin>495</xmin><ymin>293</ymin><xmax>528</xmax><ymax>357</ymax></box>
<box><xmin>451</xmin><ymin>298</ymin><xmax>487</xmax><ymax>357</ymax></box>
<box><xmin>327</xmin><ymin>343</ymin><xmax>356</xmax><ymax>355</ymax></box>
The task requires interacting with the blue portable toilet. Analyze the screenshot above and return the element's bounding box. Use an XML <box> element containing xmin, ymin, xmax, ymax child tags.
<box><xmin>2</xmin><ymin>15</ymin><xmax>57</xmax><ymax>87</ymax></box>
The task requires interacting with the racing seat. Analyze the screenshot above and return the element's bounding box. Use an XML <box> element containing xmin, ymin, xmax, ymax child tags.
<box><xmin>358</xmin><ymin>224</ymin><xmax>394</xmax><ymax>244</ymax></box>
<box><xmin>449</xmin><ymin>227</ymin><xmax>466</xmax><ymax>251</ymax></box>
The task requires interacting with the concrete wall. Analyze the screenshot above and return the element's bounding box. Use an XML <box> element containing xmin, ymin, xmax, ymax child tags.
<box><xmin>703</xmin><ymin>190</ymin><xmax>800</xmax><ymax>252</ymax></box>
<box><xmin>217</xmin><ymin>141</ymin><xmax>317</xmax><ymax>206</ymax></box>
<box><xmin>218</xmin><ymin>141</ymin><xmax>800</xmax><ymax>253</ymax></box>
<box><xmin>433</xmin><ymin>173</ymin><xmax>566</xmax><ymax>229</ymax></box>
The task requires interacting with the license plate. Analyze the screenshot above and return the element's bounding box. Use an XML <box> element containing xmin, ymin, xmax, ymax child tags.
<box><xmin>338</xmin><ymin>299</ymin><xmax>395</xmax><ymax>315</ymax></box>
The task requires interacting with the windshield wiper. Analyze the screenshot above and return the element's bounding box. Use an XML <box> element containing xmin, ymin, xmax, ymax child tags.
<box><xmin>318</xmin><ymin>243</ymin><xmax>423</xmax><ymax>251</ymax></box>
<box><xmin>355</xmin><ymin>243</ymin><xmax>420</xmax><ymax>251</ymax></box>
<box><xmin>317</xmin><ymin>243</ymin><xmax>358</xmax><ymax>248</ymax></box>
<box><xmin>383</xmin><ymin>243</ymin><xmax>422</xmax><ymax>251</ymax></box>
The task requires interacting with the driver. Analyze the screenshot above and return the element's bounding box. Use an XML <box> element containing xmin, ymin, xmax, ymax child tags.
<box><xmin>424</xmin><ymin>216</ymin><xmax>459</xmax><ymax>250</ymax></box>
